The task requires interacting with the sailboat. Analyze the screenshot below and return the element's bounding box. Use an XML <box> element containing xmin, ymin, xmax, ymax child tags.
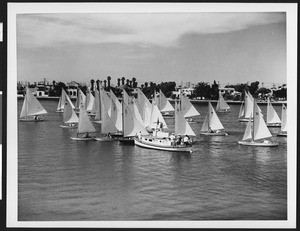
<box><xmin>157</xmin><ymin>89</ymin><xmax>174</xmax><ymax>117</ymax></box>
<box><xmin>277</xmin><ymin>104</ymin><xmax>287</xmax><ymax>137</ymax></box>
<box><xmin>179</xmin><ymin>94</ymin><xmax>200</xmax><ymax>123</ymax></box>
<box><xmin>266</xmin><ymin>97</ymin><xmax>281</xmax><ymax>127</ymax></box>
<box><xmin>134</xmin><ymin>100</ymin><xmax>196</xmax><ymax>153</ymax></box>
<box><xmin>70</xmin><ymin>94</ymin><xmax>96</xmax><ymax>141</ymax></box>
<box><xmin>238</xmin><ymin>100</ymin><xmax>278</xmax><ymax>147</ymax></box>
<box><xmin>19</xmin><ymin>87</ymin><xmax>47</xmax><ymax>122</ymax></box>
<box><xmin>201</xmin><ymin>101</ymin><xmax>228</xmax><ymax>136</ymax></box>
<box><xmin>95</xmin><ymin>88</ymin><xmax>120</xmax><ymax>141</ymax></box>
<box><xmin>216</xmin><ymin>92</ymin><xmax>230</xmax><ymax>112</ymax></box>
<box><xmin>59</xmin><ymin>96</ymin><xmax>79</xmax><ymax>128</ymax></box>
<box><xmin>56</xmin><ymin>88</ymin><xmax>67</xmax><ymax>113</ymax></box>
<box><xmin>119</xmin><ymin>98</ymin><xmax>149</xmax><ymax>144</ymax></box>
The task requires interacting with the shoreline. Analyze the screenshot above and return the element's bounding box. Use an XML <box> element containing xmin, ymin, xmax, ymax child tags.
<box><xmin>17</xmin><ymin>96</ymin><xmax>287</xmax><ymax>105</ymax></box>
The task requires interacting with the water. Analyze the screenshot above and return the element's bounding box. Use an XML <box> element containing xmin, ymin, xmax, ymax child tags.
<box><xmin>18</xmin><ymin>100</ymin><xmax>287</xmax><ymax>221</ymax></box>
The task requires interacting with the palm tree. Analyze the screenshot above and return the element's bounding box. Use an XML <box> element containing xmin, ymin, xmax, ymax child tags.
<box><xmin>117</xmin><ymin>78</ymin><xmax>120</xmax><ymax>87</ymax></box>
<box><xmin>96</xmin><ymin>79</ymin><xmax>100</xmax><ymax>90</ymax></box>
<box><xmin>104</xmin><ymin>80</ymin><xmax>107</xmax><ymax>90</ymax></box>
<box><xmin>132</xmin><ymin>77</ymin><xmax>137</xmax><ymax>88</ymax></box>
<box><xmin>141</xmin><ymin>84</ymin><xmax>144</xmax><ymax>89</ymax></box>
<box><xmin>121</xmin><ymin>77</ymin><xmax>125</xmax><ymax>86</ymax></box>
<box><xmin>126</xmin><ymin>79</ymin><xmax>130</xmax><ymax>86</ymax></box>
<box><xmin>107</xmin><ymin>76</ymin><xmax>111</xmax><ymax>90</ymax></box>
<box><xmin>144</xmin><ymin>82</ymin><xmax>148</xmax><ymax>88</ymax></box>
<box><xmin>90</xmin><ymin>79</ymin><xmax>95</xmax><ymax>91</ymax></box>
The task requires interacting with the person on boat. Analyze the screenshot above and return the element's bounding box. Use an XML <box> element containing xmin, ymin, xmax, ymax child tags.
<box><xmin>34</xmin><ymin>115</ymin><xmax>40</xmax><ymax>121</ymax></box>
<box><xmin>208</xmin><ymin>127</ymin><xmax>214</xmax><ymax>133</ymax></box>
<box><xmin>169</xmin><ymin>133</ymin><xmax>176</xmax><ymax>146</ymax></box>
<box><xmin>105</xmin><ymin>132</ymin><xmax>112</xmax><ymax>139</ymax></box>
<box><xmin>183</xmin><ymin>135</ymin><xmax>191</xmax><ymax>146</ymax></box>
<box><xmin>137</xmin><ymin>131</ymin><xmax>142</xmax><ymax>140</ymax></box>
<box><xmin>176</xmin><ymin>135</ymin><xmax>182</xmax><ymax>146</ymax></box>
<box><xmin>83</xmin><ymin>132</ymin><xmax>92</xmax><ymax>138</ymax></box>
<box><xmin>159</xmin><ymin>122</ymin><xmax>163</xmax><ymax>131</ymax></box>
<box><xmin>263</xmin><ymin>139</ymin><xmax>271</xmax><ymax>144</ymax></box>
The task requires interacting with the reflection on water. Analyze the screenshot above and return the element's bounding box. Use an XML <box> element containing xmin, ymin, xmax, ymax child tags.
<box><xmin>18</xmin><ymin>100</ymin><xmax>287</xmax><ymax>221</ymax></box>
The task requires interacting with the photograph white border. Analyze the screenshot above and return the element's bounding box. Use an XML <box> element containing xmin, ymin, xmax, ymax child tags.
<box><xmin>7</xmin><ymin>2</ymin><xmax>297</xmax><ymax>228</ymax></box>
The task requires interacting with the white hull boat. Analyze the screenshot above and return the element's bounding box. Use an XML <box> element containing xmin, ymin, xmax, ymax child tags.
<box><xmin>134</xmin><ymin>137</ymin><xmax>192</xmax><ymax>153</ymax></box>
<box><xmin>70</xmin><ymin>137</ymin><xmax>95</xmax><ymax>141</ymax></box>
<box><xmin>238</xmin><ymin>140</ymin><xmax>278</xmax><ymax>147</ymax></box>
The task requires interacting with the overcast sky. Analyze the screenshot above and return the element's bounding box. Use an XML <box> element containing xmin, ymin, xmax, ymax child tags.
<box><xmin>17</xmin><ymin>12</ymin><xmax>286</xmax><ymax>86</ymax></box>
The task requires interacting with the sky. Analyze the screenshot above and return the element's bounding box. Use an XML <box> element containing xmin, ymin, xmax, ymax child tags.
<box><xmin>17</xmin><ymin>12</ymin><xmax>286</xmax><ymax>86</ymax></box>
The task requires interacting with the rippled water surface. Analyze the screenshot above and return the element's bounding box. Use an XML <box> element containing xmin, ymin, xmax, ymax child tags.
<box><xmin>18</xmin><ymin>100</ymin><xmax>287</xmax><ymax>221</ymax></box>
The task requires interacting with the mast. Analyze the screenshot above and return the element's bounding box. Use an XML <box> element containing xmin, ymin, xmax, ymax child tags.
<box><xmin>252</xmin><ymin>98</ymin><xmax>255</xmax><ymax>141</ymax></box>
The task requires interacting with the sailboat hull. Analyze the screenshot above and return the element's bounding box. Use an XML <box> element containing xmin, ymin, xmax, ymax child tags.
<box><xmin>238</xmin><ymin>140</ymin><xmax>279</xmax><ymax>147</ymax></box>
<box><xmin>134</xmin><ymin>138</ymin><xmax>193</xmax><ymax>153</ymax></box>
<box><xmin>56</xmin><ymin>110</ymin><xmax>64</xmax><ymax>113</ymax></box>
<box><xmin>238</xmin><ymin>118</ymin><xmax>253</xmax><ymax>122</ymax></box>
<box><xmin>217</xmin><ymin>109</ymin><xmax>230</xmax><ymax>113</ymax></box>
<box><xmin>119</xmin><ymin>137</ymin><xmax>135</xmax><ymax>145</ymax></box>
<box><xmin>59</xmin><ymin>124</ymin><xmax>77</xmax><ymax>128</ymax></box>
<box><xmin>277</xmin><ymin>132</ymin><xmax>287</xmax><ymax>137</ymax></box>
<box><xmin>201</xmin><ymin>132</ymin><xmax>228</xmax><ymax>136</ymax></box>
<box><xmin>93</xmin><ymin>120</ymin><xmax>102</xmax><ymax>124</ymax></box>
<box><xmin>95</xmin><ymin>137</ymin><xmax>116</xmax><ymax>142</ymax></box>
<box><xmin>70</xmin><ymin>137</ymin><xmax>95</xmax><ymax>141</ymax></box>
<box><xmin>267</xmin><ymin>123</ymin><xmax>281</xmax><ymax>127</ymax></box>
<box><xmin>19</xmin><ymin>118</ymin><xmax>44</xmax><ymax>122</ymax></box>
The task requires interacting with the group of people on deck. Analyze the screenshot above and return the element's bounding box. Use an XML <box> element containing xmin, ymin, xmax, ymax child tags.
<box><xmin>169</xmin><ymin>133</ymin><xmax>192</xmax><ymax>146</ymax></box>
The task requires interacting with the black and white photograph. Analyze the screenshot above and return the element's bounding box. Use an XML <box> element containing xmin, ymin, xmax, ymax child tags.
<box><xmin>6</xmin><ymin>2</ymin><xmax>297</xmax><ymax>229</ymax></box>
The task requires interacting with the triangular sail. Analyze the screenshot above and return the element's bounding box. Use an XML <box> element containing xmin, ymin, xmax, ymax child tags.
<box><xmin>242</xmin><ymin>119</ymin><xmax>253</xmax><ymax>141</ymax></box>
<box><xmin>123</xmin><ymin>101</ymin><xmax>149</xmax><ymax>137</ymax></box>
<box><xmin>208</xmin><ymin>101</ymin><xmax>224</xmax><ymax>130</ymax></box>
<box><xmin>244</xmin><ymin>91</ymin><xmax>253</xmax><ymax>119</ymax></box>
<box><xmin>123</xmin><ymin>89</ymin><xmax>131</xmax><ymax>106</ymax></box>
<box><xmin>86</xmin><ymin>89</ymin><xmax>95</xmax><ymax>113</ymax></box>
<box><xmin>110</xmin><ymin>97</ymin><xmax>123</xmax><ymax>132</ymax></box>
<box><xmin>63</xmin><ymin>97</ymin><xmax>79</xmax><ymax>124</ymax></box>
<box><xmin>99</xmin><ymin>87</ymin><xmax>111</xmax><ymax>117</ymax></box>
<box><xmin>76</xmin><ymin>88</ymin><xmax>86</xmax><ymax>111</ymax></box>
<box><xmin>201</xmin><ymin>115</ymin><xmax>209</xmax><ymax>132</ymax></box>
<box><xmin>158</xmin><ymin>89</ymin><xmax>174</xmax><ymax>112</ymax></box>
<box><xmin>20</xmin><ymin>87</ymin><xmax>47</xmax><ymax>118</ymax></box>
<box><xmin>131</xmin><ymin>98</ymin><xmax>144</xmax><ymax>126</ymax></box>
<box><xmin>267</xmin><ymin>98</ymin><xmax>281</xmax><ymax>124</ymax></box>
<box><xmin>137</xmin><ymin>88</ymin><xmax>152</xmax><ymax>126</ymax></box>
<box><xmin>180</xmin><ymin>95</ymin><xmax>200</xmax><ymax>118</ymax></box>
<box><xmin>175</xmin><ymin>101</ymin><xmax>196</xmax><ymax>136</ymax></box>
<box><xmin>101</xmin><ymin>98</ymin><xmax>118</xmax><ymax>134</ymax></box>
<box><xmin>281</xmin><ymin>104</ymin><xmax>287</xmax><ymax>132</ymax></box>
<box><xmin>238</xmin><ymin>102</ymin><xmax>244</xmax><ymax>118</ymax></box>
<box><xmin>77</xmin><ymin>98</ymin><xmax>96</xmax><ymax>134</ymax></box>
<box><xmin>56</xmin><ymin>88</ymin><xmax>67</xmax><ymax>111</ymax></box>
<box><xmin>149</xmin><ymin>99</ymin><xmax>168</xmax><ymax>129</ymax></box>
<box><xmin>94</xmin><ymin>89</ymin><xmax>101</xmax><ymax>121</ymax></box>
<box><xmin>216</xmin><ymin>92</ymin><xmax>230</xmax><ymax>112</ymax></box>
<box><xmin>110</xmin><ymin>89</ymin><xmax>122</xmax><ymax>113</ymax></box>
<box><xmin>253</xmin><ymin>101</ymin><xmax>272</xmax><ymax>140</ymax></box>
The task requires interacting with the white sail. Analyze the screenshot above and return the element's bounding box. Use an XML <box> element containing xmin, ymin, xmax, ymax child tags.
<box><xmin>244</xmin><ymin>91</ymin><xmax>253</xmax><ymax>119</ymax></box>
<box><xmin>175</xmin><ymin>101</ymin><xmax>196</xmax><ymax>136</ymax></box>
<box><xmin>253</xmin><ymin>101</ymin><xmax>272</xmax><ymax>140</ymax></box>
<box><xmin>56</xmin><ymin>88</ymin><xmax>67</xmax><ymax>111</ymax></box>
<box><xmin>216</xmin><ymin>92</ymin><xmax>230</xmax><ymax>112</ymax></box>
<box><xmin>123</xmin><ymin>89</ymin><xmax>131</xmax><ymax>106</ymax></box>
<box><xmin>281</xmin><ymin>104</ymin><xmax>287</xmax><ymax>132</ymax></box>
<box><xmin>76</xmin><ymin>88</ymin><xmax>86</xmax><ymax>111</ymax></box>
<box><xmin>20</xmin><ymin>87</ymin><xmax>47</xmax><ymax>118</ymax></box>
<box><xmin>238</xmin><ymin>102</ymin><xmax>244</xmax><ymax>118</ymax></box>
<box><xmin>137</xmin><ymin>88</ymin><xmax>152</xmax><ymax>125</ymax></box>
<box><xmin>201</xmin><ymin>101</ymin><xmax>224</xmax><ymax>132</ymax></box>
<box><xmin>158</xmin><ymin>89</ymin><xmax>174</xmax><ymax>112</ymax></box>
<box><xmin>180</xmin><ymin>95</ymin><xmax>200</xmax><ymax>118</ymax></box>
<box><xmin>149</xmin><ymin>100</ymin><xmax>168</xmax><ymax>129</ymax></box>
<box><xmin>242</xmin><ymin>119</ymin><xmax>253</xmax><ymax>141</ymax></box>
<box><xmin>200</xmin><ymin>114</ymin><xmax>209</xmax><ymax>132</ymax></box>
<box><xmin>267</xmin><ymin>98</ymin><xmax>281</xmax><ymax>124</ymax></box>
<box><xmin>110</xmin><ymin>89</ymin><xmax>122</xmax><ymax>113</ymax></box>
<box><xmin>123</xmin><ymin>101</ymin><xmax>149</xmax><ymax>137</ymax></box>
<box><xmin>63</xmin><ymin>97</ymin><xmax>79</xmax><ymax>124</ymax></box>
<box><xmin>110</xmin><ymin>97</ymin><xmax>123</xmax><ymax>132</ymax></box>
<box><xmin>94</xmin><ymin>89</ymin><xmax>101</xmax><ymax>121</ymax></box>
<box><xmin>77</xmin><ymin>98</ymin><xmax>96</xmax><ymax>134</ymax></box>
<box><xmin>99</xmin><ymin>87</ymin><xmax>111</xmax><ymax>117</ymax></box>
<box><xmin>101</xmin><ymin>98</ymin><xmax>118</xmax><ymax>134</ymax></box>
<box><xmin>86</xmin><ymin>89</ymin><xmax>95</xmax><ymax>113</ymax></box>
